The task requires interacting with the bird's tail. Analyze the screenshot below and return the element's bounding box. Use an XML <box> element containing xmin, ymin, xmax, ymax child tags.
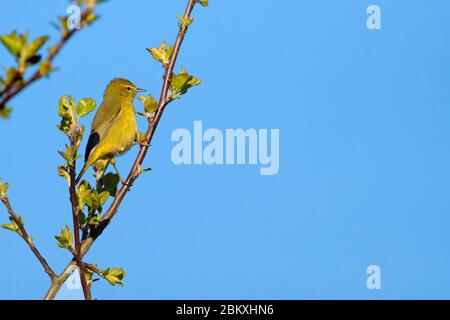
<box><xmin>75</xmin><ymin>163</ymin><xmax>89</xmax><ymax>184</ymax></box>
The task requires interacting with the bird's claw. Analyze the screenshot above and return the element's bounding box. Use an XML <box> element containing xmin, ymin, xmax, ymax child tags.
<box><xmin>138</xmin><ymin>142</ymin><xmax>151</xmax><ymax>147</ymax></box>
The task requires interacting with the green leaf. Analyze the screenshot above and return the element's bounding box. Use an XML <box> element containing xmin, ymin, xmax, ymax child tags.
<box><xmin>1</xmin><ymin>216</ymin><xmax>24</xmax><ymax>237</ymax></box>
<box><xmin>58</xmin><ymin>96</ymin><xmax>69</xmax><ymax>117</ymax></box>
<box><xmin>57</xmin><ymin>164</ymin><xmax>71</xmax><ymax>185</ymax></box>
<box><xmin>103</xmin><ymin>268</ymin><xmax>126</xmax><ymax>286</ymax></box>
<box><xmin>187</xmin><ymin>76</ymin><xmax>201</xmax><ymax>87</ymax></box>
<box><xmin>87</xmin><ymin>213</ymin><xmax>101</xmax><ymax>226</ymax></box>
<box><xmin>171</xmin><ymin>73</ymin><xmax>191</xmax><ymax>93</ymax></box>
<box><xmin>0</xmin><ymin>179</ymin><xmax>9</xmax><ymax>197</ymax></box>
<box><xmin>83</xmin><ymin>263</ymin><xmax>97</xmax><ymax>284</ymax></box>
<box><xmin>0</xmin><ymin>107</ymin><xmax>12</xmax><ymax>119</ymax></box>
<box><xmin>21</xmin><ymin>35</ymin><xmax>48</xmax><ymax>66</ymax></box>
<box><xmin>0</xmin><ymin>31</ymin><xmax>23</xmax><ymax>57</ymax></box>
<box><xmin>99</xmin><ymin>173</ymin><xmax>120</xmax><ymax>197</ymax></box>
<box><xmin>78</xmin><ymin>183</ymin><xmax>109</xmax><ymax>214</ymax></box>
<box><xmin>39</xmin><ymin>60</ymin><xmax>53</xmax><ymax>76</ymax></box>
<box><xmin>147</xmin><ymin>42</ymin><xmax>174</xmax><ymax>67</ymax></box>
<box><xmin>98</xmin><ymin>191</ymin><xmax>109</xmax><ymax>206</ymax></box>
<box><xmin>140</xmin><ymin>167</ymin><xmax>152</xmax><ymax>174</ymax></box>
<box><xmin>170</xmin><ymin>67</ymin><xmax>201</xmax><ymax>97</ymax></box>
<box><xmin>58</xmin><ymin>144</ymin><xmax>79</xmax><ymax>163</ymax></box>
<box><xmin>77</xmin><ymin>181</ymin><xmax>92</xmax><ymax>210</ymax></box>
<box><xmin>92</xmin><ymin>158</ymin><xmax>109</xmax><ymax>175</ymax></box>
<box><xmin>135</xmin><ymin>132</ymin><xmax>148</xmax><ymax>147</ymax></box>
<box><xmin>76</xmin><ymin>98</ymin><xmax>96</xmax><ymax>118</ymax></box>
<box><xmin>27</xmin><ymin>36</ymin><xmax>48</xmax><ymax>56</ymax></box>
<box><xmin>85</xmin><ymin>13</ymin><xmax>99</xmax><ymax>25</ymax></box>
<box><xmin>57</xmin><ymin>95</ymin><xmax>77</xmax><ymax>134</ymax></box>
<box><xmin>57</xmin><ymin>151</ymin><xmax>69</xmax><ymax>162</ymax></box>
<box><xmin>197</xmin><ymin>0</ymin><xmax>209</xmax><ymax>6</ymax></box>
<box><xmin>4</xmin><ymin>68</ymin><xmax>20</xmax><ymax>87</ymax></box>
<box><xmin>138</xmin><ymin>95</ymin><xmax>158</xmax><ymax>114</ymax></box>
<box><xmin>57</xmin><ymin>17</ymin><xmax>69</xmax><ymax>37</ymax></box>
<box><xmin>55</xmin><ymin>225</ymin><xmax>73</xmax><ymax>250</ymax></box>
<box><xmin>1</xmin><ymin>223</ymin><xmax>19</xmax><ymax>233</ymax></box>
<box><xmin>48</xmin><ymin>44</ymin><xmax>59</xmax><ymax>57</ymax></box>
<box><xmin>178</xmin><ymin>15</ymin><xmax>193</xmax><ymax>30</ymax></box>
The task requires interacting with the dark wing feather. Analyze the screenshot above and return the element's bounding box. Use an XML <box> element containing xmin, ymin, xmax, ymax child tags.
<box><xmin>84</xmin><ymin>132</ymin><xmax>100</xmax><ymax>162</ymax></box>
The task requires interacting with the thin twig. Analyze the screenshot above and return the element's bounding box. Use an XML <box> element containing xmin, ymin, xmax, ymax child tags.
<box><xmin>0</xmin><ymin>193</ymin><xmax>56</xmax><ymax>280</ymax></box>
<box><xmin>0</xmin><ymin>72</ymin><xmax>21</xmax><ymax>98</ymax></box>
<box><xmin>83</xmin><ymin>263</ymin><xmax>104</xmax><ymax>276</ymax></box>
<box><xmin>43</xmin><ymin>0</ymin><xmax>199</xmax><ymax>299</ymax></box>
<box><xmin>68</xmin><ymin>132</ymin><xmax>91</xmax><ymax>300</ymax></box>
<box><xmin>0</xmin><ymin>6</ymin><xmax>94</xmax><ymax>111</ymax></box>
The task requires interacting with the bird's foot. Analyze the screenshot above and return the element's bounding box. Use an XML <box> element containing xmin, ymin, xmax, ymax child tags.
<box><xmin>138</xmin><ymin>141</ymin><xmax>151</xmax><ymax>148</ymax></box>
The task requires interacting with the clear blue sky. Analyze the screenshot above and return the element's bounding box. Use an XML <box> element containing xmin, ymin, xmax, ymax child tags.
<box><xmin>1</xmin><ymin>0</ymin><xmax>450</xmax><ymax>299</ymax></box>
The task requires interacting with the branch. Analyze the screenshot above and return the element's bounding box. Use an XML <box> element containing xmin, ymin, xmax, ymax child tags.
<box><xmin>68</xmin><ymin>155</ymin><xmax>91</xmax><ymax>300</ymax></box>
<box><xmin>100</xmin><ymin>0</ymin><xmax>197</xmax><ymax>226</ymax></box>
<box><xmin>84</xmin><ymin>263</ymin><xmax>104</xmax><ymax>277</ymax></box>
<box><xmin>43</xmin><ymin>0</ymin><xmax>199</xmax><ymax>299</ymax></box>
<box><xmin>0</xmin><ymin>192</ymin><xmax>56</xmax><ymax>280</ymax></box>
<box><xmin>0</xmin><ymin>5</ymin><xmax>95</xmax><ymax>111</ymax></box>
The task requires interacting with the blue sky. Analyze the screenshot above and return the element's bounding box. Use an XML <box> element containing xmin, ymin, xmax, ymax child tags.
<box><xmin>1</xmin><ymin>0</ymin><xmax>450</xmax><ymax>299</ymax></box>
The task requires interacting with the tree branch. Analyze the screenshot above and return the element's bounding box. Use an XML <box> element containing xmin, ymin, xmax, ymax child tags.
<box><xmin>0</xmin><ymin>193</ymin><xmax>56</xmax><ymax>280</ymax></box>
<box><xmin>43</xmin><ymin>0</ymin><xmax>199</xmax><ymax>299</ymax></box>
<box><xmin>0</xmin><ymin>6</ymin><xmax>95</xmax><ymax>111</ymax></box>
<box><xmin>83</xmin><ymin>263</ymin><xmax>104</xmax><ymax>277</ymax></box>
<box><xmin>98</xmin><ymin>0</ymin><xmax>197</xmax><ymax>227</ymax></box>
<box><xmin>69</xmin><ymin>159</ymin><xmax>91</xmax><ymax>300</ymax></box>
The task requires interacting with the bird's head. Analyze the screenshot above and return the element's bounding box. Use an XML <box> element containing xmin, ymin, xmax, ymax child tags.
<box><xmin>104</xmin><ymin>78</ymin><xmax>146</xmax><ymax>101</ymax></box>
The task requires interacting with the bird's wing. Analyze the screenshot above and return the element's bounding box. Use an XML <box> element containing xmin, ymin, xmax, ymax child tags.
<box><xmin>84</xmin><ymin>101</ymin><xmax>122</xmax><ymax>162</ymax></box>
<box><xmin>84</xmin><ymin>132</ymin><xmax>101</xmax><ymax>162</ymax></box>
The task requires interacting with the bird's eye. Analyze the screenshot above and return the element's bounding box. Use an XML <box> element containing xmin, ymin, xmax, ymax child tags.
<box><xmin>126</xmin><ymin>87</ymin><xmax>132</xmax><ymax>92</ymax></box>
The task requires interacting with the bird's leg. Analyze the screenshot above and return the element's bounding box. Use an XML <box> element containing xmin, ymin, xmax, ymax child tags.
<box><xmin>93</xmin><ymin>158</ymin><xmax>110</xmax><ymax>190</ymax></box>
<box><xmin>139</xmin><ymin>141</ymin><xmax>151</xmax><ymax>147</ymax></box>
<box><xmin>110</xmin><ymin>158</ymin><xmax>130</xmax><ymax>186</ymax></box>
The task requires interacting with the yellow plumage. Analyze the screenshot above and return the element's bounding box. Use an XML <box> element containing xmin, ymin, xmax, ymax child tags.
<box><xmin>76</xmin><ymin>78</ymin><xmax>144</xmax><ymax>184</ymax></box>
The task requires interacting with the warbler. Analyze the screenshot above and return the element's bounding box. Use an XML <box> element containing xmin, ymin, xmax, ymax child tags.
<box><xmin>75</xmin><ymin>78</ymin><xmax>145</xmax><ymax>184</ymax></box>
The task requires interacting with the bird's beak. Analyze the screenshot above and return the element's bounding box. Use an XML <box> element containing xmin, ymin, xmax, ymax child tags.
<box><xmin>136</xmin><ymin>88</ymin><xmax>146</xmax><ymax>93</ymax></box>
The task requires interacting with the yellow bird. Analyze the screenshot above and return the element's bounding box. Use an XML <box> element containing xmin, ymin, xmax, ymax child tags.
<box><xmin>76</xmin><ymin>78</ymin><xmax>145</xmax><ymax>184</ymax></box>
